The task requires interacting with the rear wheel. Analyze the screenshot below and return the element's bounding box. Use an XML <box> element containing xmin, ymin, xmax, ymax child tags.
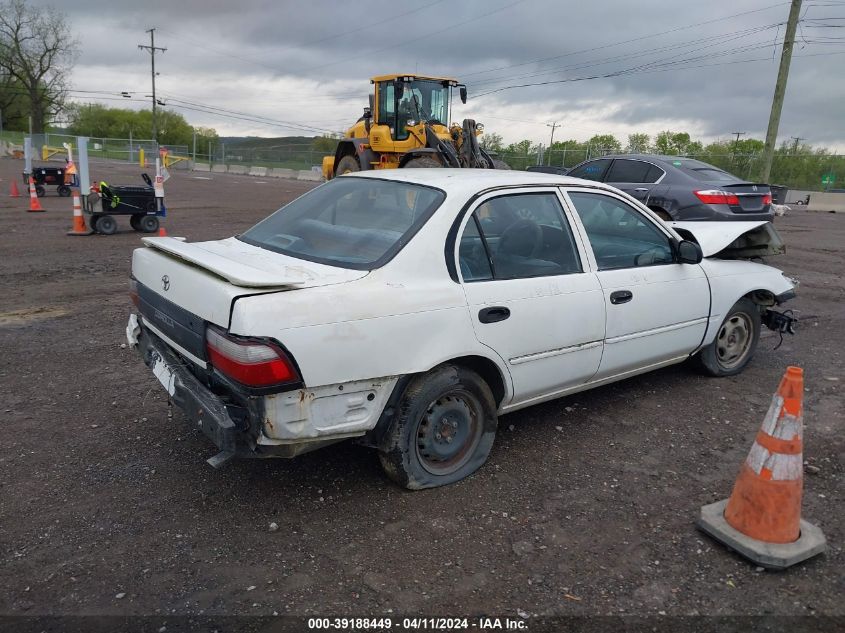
<box><xmin>696</xmin><ymin>298</ymin><xmax>761</xmax><ymax>376</ymax></box>
<box><xmin>95</xmin><ymin>215</ymin><xmax>117</xmax><ymax>235</ymax></box>
<box><xmin>378</xmin><ymin>365</ymin><xmax>497</xmax><ymax>489</ymax></box>
<box><xmin>35</xmin><ymin>185</ymin><xmax>46</xmax><ymax>197</ymax></box>
<box><xmin>335</xmin><ymin>155</ymin><xmax>360</xmax><ymax>175</ymax></box>
<box><xmin>404</xmin><ymin>156</ymin><xmax>441</xmax><ymax>169</ymax></box>
<box><xmin>57</xmin><ymin>185</ymin><xmax>71</xmax><ymax>197</ymax></box>
<box><xmin>139</xmin><ymin>215</ymin><xmax>159</xmax><ymax>233</ymax></box>
<box><xmin>491</xmin><ymin>159</ymin><xmax>511</xmax><ymax>170</ymax></box>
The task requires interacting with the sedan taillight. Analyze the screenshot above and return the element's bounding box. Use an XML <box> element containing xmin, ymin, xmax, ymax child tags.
<box><xmin>206</xmin><ymin>326</ymin><xmax>300</xmax><ymax>388</ymax></box>
<box><xmin>762</xmin><ymin>193</ymin><xmax>773</xmax><ymax>205</ymax></box>
<box><xmin>694</xmin><ymin>189</ymin><xmax>741</xmax><ymax>206</ymax></box>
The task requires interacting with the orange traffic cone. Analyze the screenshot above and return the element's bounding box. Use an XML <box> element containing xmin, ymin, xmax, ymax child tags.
<box><xmin>9</xmin><ymin>180</ymin><xmax>21</xmax><ymax>197</ymax></box>
<box><xmin>697</xmin><ymin>367</ymin><xmax>827</xmax><ymax>569</ymax></box>
<box><xmin>67</xmin><ymin>188</ymin><xmax>92</xmax><ymax>236</ymax></box>
<box><xmin>27</xmin><ymin>176</ymin><xmax>44</xmax><ymax>212</ymax></box>
<box><xmin>157</xmin><ymin>224</ymin><xmax>167</xmax><ymax>237</ymax></box>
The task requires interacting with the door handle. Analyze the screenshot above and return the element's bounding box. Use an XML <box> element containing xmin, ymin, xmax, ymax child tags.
<box><xmin>610</xmin><ymin>290</ymin><xmax>633</xmax><ymax>305</ymax></box>
<box><xmin>478</xmin><ymin>306</ymin><xmax>511</xmax><ymax>324</ymax></box>
<box><xmin>634</xmin><ymin>187</ymin><xmax>649</xmax><ymax>192</ymax></box>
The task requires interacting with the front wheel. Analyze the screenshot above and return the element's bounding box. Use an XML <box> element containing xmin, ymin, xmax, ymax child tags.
<box><xmin>404</xmin><ymin>156</ymin><xmax>441</xmax><ymax>168</ymax></box>
<box><xmin>335</xmin><ymin>155</ymin><xmax>360</xmax><ymax>176</ymax></box>
<box><xmin>378</xmin><ymin>365</ymin><xmax>497</xmax><ymax>490</ymax></box>
<box><xmin>95</xmin><ymin>215</ymin><xmax>117</xmax><ymax>235</ymax></box>
<box><xmin>695</xmin><ymin>297</ymin><xmax>761</xmax><ymax>376</ymax></box>
<box><xmin>57</xmin><ymin>185</ymin><xmax>71</xmax><ymax>197</ymax></box>
<box><xmin>139</xmin><ymin>215</ymin><xmax>159</xmax><ymax>233</ymax></box>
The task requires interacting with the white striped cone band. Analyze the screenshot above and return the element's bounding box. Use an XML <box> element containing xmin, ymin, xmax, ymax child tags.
<box><xmin>744</xmin><ymin>394</ymin><xmax>803</xmax><ymax>481</ymax></box>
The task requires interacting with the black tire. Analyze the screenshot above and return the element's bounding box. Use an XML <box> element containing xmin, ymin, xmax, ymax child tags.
<box><xmin>695</xmin><ymin>297</ymin><xmax>761</xmax><ymax>377</ymax></box>
<box><xmin>378</xmin><ymin>365</ymin><xmax>498</xmax><ymax>490</ymax></box>
<box><xmin>130</xmin><ymin>215</ymin><xmax>142</xmax><ymax>231</ymax></box>
<box><xmin>95</xmin><ymin>215</ymin><xmax>117</xmax><ymax>235</ymax></box>
<box><xmin>57</xmin><ymin>185</ymin><xmax>71</xmax><ymax>197</ymax></box>
<box><xmin>403</xmin><ymin>156</ymin><xmax>441</xmax><ymax>169</ymax></box>
<box><xmin>139</xmin><ymin>215</ymin><xmax>159</xmax><ymax>233</ymax></box>
<box><xmin>335</xmin><ymin>155</ymin><xmax>360</xmax><ymax>175</ymax></box>
<box><xmin>491</xmin><ymin>159</ymin><xmax>511</xmax><ymax>170</ymax></box>
<box><xmin>35</xmin><ymin>185</ymin><xmax>46</xmax><ymax>197</ymax></box>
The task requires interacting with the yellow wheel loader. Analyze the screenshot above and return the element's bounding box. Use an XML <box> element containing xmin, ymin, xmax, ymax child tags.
<box><xmin>322</xmin><ymin>74</ymin><xmax>509</xmax><ymax>180</ymax></box>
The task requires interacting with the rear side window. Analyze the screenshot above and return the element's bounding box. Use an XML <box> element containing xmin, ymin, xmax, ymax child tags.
<box><xmin>239</xmin><ymin>177</ymin><xmax>445</xmax><ymax>270</ymax></box>
<box><xmin>606</xmin><ymin>159</ymin><xmax>654</xmax><ymax>183</ymax></box>
<box><xmin>567</xmin><ymin>159</ymin><xmax>612</xmax><ymax>182</ymax></box>
<box><xmin>460</xmin><ymin>192</ymin><xmax>582</xmax><ymax>281</ymax></box>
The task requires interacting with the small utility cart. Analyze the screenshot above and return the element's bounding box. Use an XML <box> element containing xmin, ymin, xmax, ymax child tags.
<box><xmin>87</xmin><ymin>173</ymin><xmax>163</xmax><ymax>235</ymax></box>
<box><xmin>22</xmin><ymin>166</ymin><xmax>78</xmax><ymax>197</ymax></box>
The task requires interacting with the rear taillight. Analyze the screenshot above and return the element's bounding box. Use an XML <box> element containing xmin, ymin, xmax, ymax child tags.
<box><xmin>762</xmin><ymin>193</ymin><xmax>773</xmax><ymax>205</ymax></box>
<box><xmin>129</xmin><ymin>277</ymin><xmax>140</xmax><ymax>308</ymax></box>
<box><xmin>205</xmin><ymin>326</ymin><xmax>300</xmax><ymax>389</ymax></box>
<box><xmin>694</xmin><ymin>189</ymin><xmax>740</xmax><ymax>206</ymax></box>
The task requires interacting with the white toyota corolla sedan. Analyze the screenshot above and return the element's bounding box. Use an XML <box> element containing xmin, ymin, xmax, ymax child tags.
<box><xmin>127</xmin><ymin>169</ymin><xmax>797</xmax><ymax>489</ymax></box>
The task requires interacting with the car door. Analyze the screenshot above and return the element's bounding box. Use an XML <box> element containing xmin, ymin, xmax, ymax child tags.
<box><xmin>604</xmin><ymin>158</ymin><xmax>666</xmax><ymax>204</ymax></box>
<box><xmin>563</xmin><ymin>188</ymin><xmax>709</xmax><ymax>379</ymax></box>
<box><xmin>457</xmin><ymin>189</ymin><xmax>605</xmax><ymax>406</ymax></box>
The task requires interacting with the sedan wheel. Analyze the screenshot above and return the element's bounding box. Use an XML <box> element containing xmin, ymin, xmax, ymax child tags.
<box><xmin>696</xmin><ymin>297</ymin><xmax>761</xmax><ymax>377</ymax></box>
<box><xmin>379</xmin><ymin>365</ymin><xmax>497</xmax><ymax>489</ymax></box>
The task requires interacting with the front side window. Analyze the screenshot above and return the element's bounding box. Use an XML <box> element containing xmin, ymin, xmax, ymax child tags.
<box><xmin>567</xmin><ymin>159</ymin><xmax>612</xmax><ymax>182</ymax></box>
<box><xmin>567</xmin><ymin>191</ymin><xmax>674</xmax><ymax>270</ymax></box>
<box><xmin>239</xmin><ymin>178</ymin><xmax>445</xmax><ymax>270</ymax></box>
<box><xmin>459</xmin><ymin>192</ymin><xmax>582</xmax><ymax>281</ymax></box>
<box><xmin>377</xmin><ymin>82</ymin><xmax>395</xmax><ymax>128</ymax></box>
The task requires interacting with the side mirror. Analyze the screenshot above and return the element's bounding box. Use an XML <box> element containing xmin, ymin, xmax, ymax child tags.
<box><xmin>459</xmin><ymin>85</ymin><xmax>467</xmax><ymax>104</ymax></box>
<box><xmin>677</xmin><ymin>239</ymin><xmax>703</xmax><ymax>264</ymax></box>
<box><xmin>393</xmin><ymin>79</ymin><xmax>404</xmax><ymax>100</ymax></box>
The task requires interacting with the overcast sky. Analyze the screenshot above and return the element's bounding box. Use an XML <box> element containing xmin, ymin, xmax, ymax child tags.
<box><xmin>34</xmin><ymin>0</ymin><xmax>845</xmax><ymax>149</ymax></box>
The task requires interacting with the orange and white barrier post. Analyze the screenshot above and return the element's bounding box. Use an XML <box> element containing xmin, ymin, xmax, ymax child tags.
<box><xmin>27</xmin><ymin>175</ymin><xmax>44</xmax><ymax>212</ymax></box>
<box><xmin>66</xmin><ymin>188</ymin><xmax>92</xmax><ymax>236</ymax></box>
<box><xmin>697</xmin><ymin>366</ymin><xmax>827</xmax><ymax>568</ymax></box>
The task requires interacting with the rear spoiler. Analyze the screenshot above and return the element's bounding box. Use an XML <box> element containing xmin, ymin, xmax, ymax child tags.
<box><xmin>669</xmin><ymin>221</ymin><xmax>785</xmax><ymax>259</ymax></box>
<box><xmin>141</xmin><ymin>237</ymin><xmax>308</xmax><ymax>288</ymax></box>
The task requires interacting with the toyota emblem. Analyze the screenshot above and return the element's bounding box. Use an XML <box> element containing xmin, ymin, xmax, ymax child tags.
<box><xmin>161</xmin><ymin>275</ymin><xmax>170</xmax><ymax>291</ymax></box>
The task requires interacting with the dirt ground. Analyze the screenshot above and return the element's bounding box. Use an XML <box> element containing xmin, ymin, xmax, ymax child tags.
<box><xmin>0</xmin><ymin>159</ymin><xmax>842</xmax><ymax>629</ymax></box>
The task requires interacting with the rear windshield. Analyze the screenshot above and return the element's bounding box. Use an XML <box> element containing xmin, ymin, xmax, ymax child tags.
<box><xmin>669</xmin><ymin>159</ymin><xmax>739</xmax><ymax>183</ymax></box>
<box><xmin>238</xmin><ymin>177</ymin><xmax>446</xmax><ymax>270</ymax></box>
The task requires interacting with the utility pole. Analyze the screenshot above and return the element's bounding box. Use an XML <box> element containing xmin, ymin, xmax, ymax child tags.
<box><xmin>546</xmin><ymin>122</ymin><xmax>559</xmax><ymax>165</ymax></box>
<box><xmin>138</xmin><ymin>28</ymin><xmax>167</xmax><ymax>143</ymax></box>
<box><xmin>790</xmin><ymin>136</ymin><xmax>805</xmax><ymax>154</ymax></box>
<box><xmin>761</xmin><ymin>0</ymin><xmax>802</xmax><ymax>182</ymax></box>
<box><xmin>732</xmin><ymin>131</ymin><xmax>746</xmax><ymax>147</ymax></box>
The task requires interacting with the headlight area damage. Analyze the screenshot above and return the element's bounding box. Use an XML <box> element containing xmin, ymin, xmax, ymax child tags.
<box><xmin>671</xmin><ymin>220</ymin><xmax>798</xmax><ymax>339</ymax></box>
<box><xmin>128</xmin><ymin>315</ymin><xmax>398</xmax><ymax>468</ymax></box>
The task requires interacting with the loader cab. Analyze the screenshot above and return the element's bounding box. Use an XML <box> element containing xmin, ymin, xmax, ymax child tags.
<box><xmin>373</xmin><ymin>75</ymin><xmax>459</xmax><ymax>142</ymax></box>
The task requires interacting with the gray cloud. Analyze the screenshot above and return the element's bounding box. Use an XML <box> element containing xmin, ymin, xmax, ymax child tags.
<box><xmin>30</xmin><ymin>0</ymin><xmax>845</xmax><ymax>147</ymax></box>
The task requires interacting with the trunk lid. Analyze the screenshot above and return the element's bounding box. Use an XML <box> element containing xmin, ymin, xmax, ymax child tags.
<box><xmin>669</xmin><ymin>221</ymin><xmax>785</xmax><ymax>258</ymax></box>
<box><xmin>132</xmin><ymin>237</ymin><xmax>368</xmax><ymax>328</ymax></box>
<box><xmin>719</xmin><ymin>183</ymin><xmax>772</xmax><ymax>213</ymax></box>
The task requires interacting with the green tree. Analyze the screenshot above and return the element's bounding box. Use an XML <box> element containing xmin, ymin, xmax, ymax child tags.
<box><xmin>312</xmin><ymin>133</ymin><xmax>340</xmax><ymax>153</ymax></box>
<box><xmin>0</xmin><ymin>0</ymin><xmax>78</xmax><ymax>133</ymax></box>
<box><xmin>627</xmin><ymin>133</ymin><xmax>650</xmax><ymax>153</ymax></box>
<box><xmin>480</xmin><ymin>131</ymin><xmax>504</xmax><ymax>153</ymax></box>
<box><xmin>588</xmin><ymin>134</ymin><xmax>621</xmax><ymax>155</ymax></box>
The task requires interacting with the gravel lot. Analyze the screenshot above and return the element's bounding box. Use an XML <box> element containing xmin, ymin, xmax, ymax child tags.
<box><xmin>0</xmin><ymin>159</ymin><xmax>842</xmax><ymax>629</ymax></box>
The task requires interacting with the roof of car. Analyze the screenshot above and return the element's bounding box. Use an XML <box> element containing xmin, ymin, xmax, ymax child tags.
<box><xmin>591</xmin><ymin>154</ymin><xmax>720</xmax><ymax>167</ymax></box>
<box><xmin>344</xmin><ymin>168</ymin><xmax>607</xmax><ymax>193</ymax></box>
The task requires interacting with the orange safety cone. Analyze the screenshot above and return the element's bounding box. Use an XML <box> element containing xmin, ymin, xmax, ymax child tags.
<box><xmin>157</xmin><ymin>226</ymin><xmax>167</xmax><ymax>237</ymax></box>
<box><xmin>697</xmin><ymin>367</ymin><xmax>827</xmax><ymax>569</ymax></box>
<box><xmin>27</xmin><ymin>176</ymin><xmax>44</xmax><ymax>212</ymax></box>
<box><xmin>9</xmin><ymin>180</ymin><xmax>21</xmax><ymax>197</ymax></box>
<box><xmin>66</xmin><ymin>188</ymin><xmax>93</xmax><ymax>236</ymax></box>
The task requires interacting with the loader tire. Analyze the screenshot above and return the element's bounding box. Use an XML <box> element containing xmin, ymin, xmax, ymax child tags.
<box><xmin>404</xmin><ymin>157</ymin><xmax>441</xmax><ymax>169</ymax></box>
<box><xmin>491</xmin><ymin>159</ymin><xmax>511</xmax><ymax>170</ymax></box>
<box><xmin>336</xmin><ymin>155</ymin><xmax>360</xmax><ymax>175</ymax></box>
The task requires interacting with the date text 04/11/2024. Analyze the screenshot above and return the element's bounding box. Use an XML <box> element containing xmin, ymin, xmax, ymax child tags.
<box><xmin>306</xmin><ymin>617</ymin><xmax>528</xmax><ymax>630</ymax></box>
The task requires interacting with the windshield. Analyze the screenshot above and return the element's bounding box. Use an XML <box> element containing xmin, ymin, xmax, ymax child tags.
<box><xmin>387</xmin><ymin>79</ymin><xmax>450</xmax><ymax>140</ymax></box>
<box><xmin>238</xmin><ymin>177</ymin><xmax>446</xmax><ymax>270</ymax></box>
